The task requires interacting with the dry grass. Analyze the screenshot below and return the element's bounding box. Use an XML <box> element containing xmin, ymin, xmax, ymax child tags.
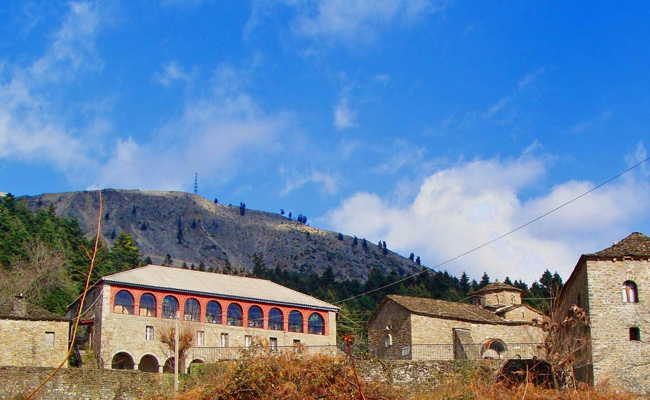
<box><xmin>145</xmin><ymin>340</ymin><xmax>638</xmax><ymax>400</ymax></box>
<box><xmin>169</xmin><ymin>339</ymin><xmax>402</xmax><ymax>400</ymax></box>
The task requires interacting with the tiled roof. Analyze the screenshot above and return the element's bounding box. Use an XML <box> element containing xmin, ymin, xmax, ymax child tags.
<box><xmin>102</xmin><ymin>265</ymin><xmax>339</xmax><ymax>312</ymax></box>
<box><xmin>386</xmin><ymin>294</ymin><xmax>510</xmax><ymax>324</ymax></box>
<box><xmin>0</xmin><ymin>299</ymin><xmax>68</xmax><ymax>322</ymax></box>
<box><xmin>590</xmin><ymin>232</ymin><xmax>650</xmax><ymax>258</ymax></box>
<box><xmin>473</xmin><ymin>281</ymin><xmax>522</xmax><ymax>296</ymax></box>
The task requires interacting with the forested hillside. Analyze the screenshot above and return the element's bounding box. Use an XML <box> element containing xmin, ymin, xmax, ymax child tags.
<box><xmin>0</xmin><ymin>193</ymin><xmax>142</xmax><ymax>314</ymax></box>
<box><xmin>1</xmin><ymin>191</ymin><xmax>562</xmax><ymax>333</ymax></box>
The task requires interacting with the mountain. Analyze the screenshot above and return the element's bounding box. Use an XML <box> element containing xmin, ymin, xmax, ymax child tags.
<box><xmin>22</xmin><ymin>189</ymin><xmax>421</xmax><ymax>282</ymax></box>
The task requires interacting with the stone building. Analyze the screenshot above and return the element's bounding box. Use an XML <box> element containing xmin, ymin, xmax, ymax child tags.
<box><xmin>0</xmin><ymin>294</ymin><xmax>69</xmax><ymax>367</ymax></box>
<box><xmin>556</xmin><ymin>232</ymin><xmax>650</xmax><ymax>393</ymax></box>
<box><xmin>367</xmin><ymin>282</ymin><xmax>544</xmax><ymax>360</ymax></box>
<box><xmin>66</xmin><ymin>265</ymin><xmax>339</xmax><ymax>373</ymax></box>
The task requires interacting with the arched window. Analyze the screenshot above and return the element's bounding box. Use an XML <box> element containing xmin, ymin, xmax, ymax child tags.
<box><xmin>288</xmin><ymin>311</ymin><xmax>303</xmax><ymax>333</ymax></box>
<box><xmin>139</xmin><ymin>293</ymin><xmax>156</xmax><ymax>317</ymax></box>
<box><xmin>308</xmin><ymin>313</ymin><xmax>324</xmax><ymax>335</ymax></box>
<box><xmin>184</xmin><ymin>298</ymin><xmax>200</xmax><ymax>321</ymax></box>
<box><xmin>269</xmin><ymin>308</ymin><xmax>283</xmax><ymax>331</ymax></box>
<box><xmin>162</xmin><ymin>295</ymin><xmax>179</xmax><ymax>319</ymax></box>
<box><xmin>623</xmin><ymin>281</ymin><xmax>639</xmax><ymax>303</ymax></box>
<box><xmin>248</xmin><ymin>306</ymin><xmax>263</xmax><ymax>328</ymax></box>
<box><xmin>482</xmin><ymin>339</ymin><xmax>507</xmax><ymax>359</ymax></box>
<box><xmin>206</xmin><ymin>301</ymin><xmax>221</xmax><ymax>324</ymax></box>
<box><xmin>227</xmin><ymin>303</ymin><xmax>243</xmax><ymax>326</ymax></box>
<box><xmin>114</xmin><ymin>290</ymin><xmax>134</xmax><ymax>314</ymax></box>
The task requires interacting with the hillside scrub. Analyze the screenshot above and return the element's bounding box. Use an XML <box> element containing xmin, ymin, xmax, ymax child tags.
<box><xmin>170</xmin><ymin>339</ymin><xmax>402</xmax><ymax>400</ymax></box>
<box><xmin>148</xmin><ymin>348</ymin><xmax>636</xmax><ymax>400</ymax></box>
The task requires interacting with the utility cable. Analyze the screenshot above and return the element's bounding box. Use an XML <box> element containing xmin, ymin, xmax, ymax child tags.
<box><xmin>334</xmin><ymin>156</ymin><xmax>650</xmax><ymax>305</ymax></box>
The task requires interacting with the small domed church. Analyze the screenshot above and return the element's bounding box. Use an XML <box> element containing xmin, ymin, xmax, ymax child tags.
<box><xmin>367</xmin><ymin>280</ymin><xmax>545</xmax><ymax>360</ymax></box>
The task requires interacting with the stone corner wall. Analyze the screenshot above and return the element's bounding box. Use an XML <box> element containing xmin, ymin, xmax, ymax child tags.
<box><xmin>0</xmin><ymin>319</ymin><xmax>69</xmax><ymax>368</ymax></box>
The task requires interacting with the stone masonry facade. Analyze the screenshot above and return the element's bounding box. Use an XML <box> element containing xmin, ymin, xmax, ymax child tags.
<box><xmin>70</xmin><ymin>277</ymin><xmax>337</xmax><ymax>372</ymax></box>
<box><xmin>368</xmin><ymin>288</ymin><xmax>544</xmax><ymax>361</ymax></box>
<box><xmin>557</xmin><ymin>232</ymin><xmax>650</xmax><ymax>394</ymax></box>
<box><xmin>0</xmin><ymin>318</ymin><xmax>69</xmax><ymax>368</ymax></box>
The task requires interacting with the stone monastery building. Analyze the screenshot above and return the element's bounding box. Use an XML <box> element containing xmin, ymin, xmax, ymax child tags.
<box><xmin>556</xmin><ymin>232</ymin><xmax>650</xmax><ymax>393</ymax></box>
<box><xmin>67</xmin><ymin>265</ymin><xmax>339</xmax><ymax>372</ymax></box>
<box><xmin>367</xmin><ymin>282</ymin><xmax>544</xmax><ymax>360</ymax></box>
<box><xmin>0</xmin><ymin>294</ymin><xmax>69</xmax><ymax>368</ymax></box>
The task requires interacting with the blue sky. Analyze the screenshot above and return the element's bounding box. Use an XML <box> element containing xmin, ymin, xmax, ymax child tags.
<box><xmin>1</xmin><ymin>1</ymin><xmax>650</xmax><ymax>283</ymax></box>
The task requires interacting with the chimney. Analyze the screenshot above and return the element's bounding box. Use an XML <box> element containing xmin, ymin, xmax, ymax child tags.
<box><xmin>10</xmin><ymin>293</ymin><xmax>27</xmax><ymax>317</ymax></box>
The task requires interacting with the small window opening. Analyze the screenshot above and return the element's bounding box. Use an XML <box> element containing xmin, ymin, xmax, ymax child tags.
<box><xmin>622</xmin><ymin>281</ymin><xmax>639</xmax><ymax>303</ymax></box>
<box><xmin>384</xmin><ymin>333</ymin><xmax>392</xmax><ymax>348</ymax></box>
<box><xmin>45</xmin><ymin>332</ymin><xmax>55</xmax><ymax>347</ymax></box>
<box><xmin>244</xmin><ymin>335</ymin><xmax>252</xmax><ymax>349</ymax></box>
<box><xmin>145</xmin><ymin>326</ymin><xmax>154</xmax><ymax>341</ymax></box>
<box><xmin>220</xmin><ymin>333</ymin><xmax>229</xmax><ymax>347</ymax></box>
<box><xmin>630</xmin><ymin>327</ymin><xmax>641</xmax><ymax>341</ymax></box>
<box><xmin>270</xmin><ymin>337</ymin><xmax>278</xmax><ymax>351</ymax></box>
<box><xmin>197</xmin><ymin>331</ymin><xmax>205</xmax><ymax>346</ymax></box>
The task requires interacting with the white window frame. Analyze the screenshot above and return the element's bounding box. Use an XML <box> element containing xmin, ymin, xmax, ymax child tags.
<box><xmin>145</xmin><ymin>325</ymin><xmax>154</xmax><ymax>341</ymax></box>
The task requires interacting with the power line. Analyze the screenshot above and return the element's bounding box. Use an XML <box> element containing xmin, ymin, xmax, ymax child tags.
<box><xmin>334</xmin><ymin>156</ymin><xmax>650</xmax><ymax>305</ymax></box>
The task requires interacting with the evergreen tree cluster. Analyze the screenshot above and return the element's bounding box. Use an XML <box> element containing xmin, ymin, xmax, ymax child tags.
<box><xmin>0</xmin><ymin>194</ymin><xmax>144</xmax><ymax>314</ymax></box>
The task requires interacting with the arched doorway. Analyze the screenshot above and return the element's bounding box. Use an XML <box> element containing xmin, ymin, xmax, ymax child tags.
<box><xmin>163</xmin><ymin>357</ymin><xmax>175</xmax><ymax>373</ymax></box>
<box><xmin>188</xmin><ymin>359</ymin><xmax>204</xmax><ymax>373</ymax></box>
<box><xmin>138</xmin><ymin>354</ymin><xmax>159</xmax><ymax>373</ymax></box>
<box><xmin>482</xmin><ymin>339</ymin><xmax>508</xmax><ymax>359</ymax></box>
<box><xmin>111</xmin><ymin>352</ymin><xmax>134</xmax><ymax>369</ymax></box>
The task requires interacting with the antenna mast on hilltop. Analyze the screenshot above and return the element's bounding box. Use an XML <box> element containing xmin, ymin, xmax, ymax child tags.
<box><xmin>193</xmin><ymin>173</ymin><xmax>198</xmax><ymax>194</ymax></box>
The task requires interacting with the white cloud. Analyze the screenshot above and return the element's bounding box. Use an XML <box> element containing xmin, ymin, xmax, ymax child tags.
<box><xmin>482</xmin><ymin>68</ymin><xmax>544</xmax><ymax>120</ymax></box>
<box><xmin>280</xmin><ymin>169</ymin><xmax>340</xmax><ymax>196</ymax></box>
<box><xmin>96</xmin><ymin>66</ymin><xmax>293</xmax><ymax>190</ymax></box>
<box><xmin>155</xmin><ymin>61</ymin><xmax>191</xmax><ymax>87</ymax></box>
<box><xmin>0</xmin><ymin>1</ymin><xmax>103</xmax><ymax>174</ymax></box>
<box><xmin>291</xmin><ymin>0</ymin><xmax>446</xmax><ymax>44</ymax></box>
<box><xmin>334</xmin><ymin>95</ymin><xmax>357</xmax><ymax>129</ymax></box>
<box><xmin>324</xmin><ymin>149</ymin><xmax>650</xmax><ymax>283</ymax></box>
<box><xmin>30</xmin><ymin>1</ymin><xmax>103</xmax><ymax>83</ymax></box>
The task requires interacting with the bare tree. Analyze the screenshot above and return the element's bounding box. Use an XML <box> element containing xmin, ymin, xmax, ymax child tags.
<box><xmin>0</xmin><ymin>239</ymin><xmax>73</xmax><ymax>308</ymax></box>
<box><xmin>535</xmin><ymin>303</ymin><xmax>591</xmax><ymax>390</ymax></box>
<box><xmin>156</xmin><ymin>319</ymin><xmax>197</xmax><ymax>373</ymax></box>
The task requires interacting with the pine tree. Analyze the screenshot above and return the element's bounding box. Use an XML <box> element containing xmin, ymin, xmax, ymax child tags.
<box><xmin>409</xmin><ymin>253</ymin><xmax>415</xmax><ymax>261</ymax></box>
<box><xmin>479</xmin><ymin>272</ymin><xmax>490</xmax><ymax>288</ymax></box>
<box><xmin>108</xmin><ymin>232</ymin><xmax>141</xmax><ymax>274</ymax></box>
<box><xmin>460</xmin><ymin>272</ymin><xmax>470</xmax><ymax>293</ymax></box>
<box><xmin>176</xmin><ymin>217</ymin><xmax>183</xmax><ymax>244</ymax></box>
<box><xmin>163</xmin><ymin>254</ymin><xmax>173</xmax><ymax>267</ymax></box>
<box><xmin>338</xmin><ymin>232</ymin><xmax>343</xmax><ymax>241</ymax></box>
<box><xmin>352</xmin><ymin>236</ymin><xmax>358</xmax><ymax>246</ymax></box>
<box><xmin>415</xmin><ymin>256</ymin><xmax>420</xmax><ymax>265</ymax></box>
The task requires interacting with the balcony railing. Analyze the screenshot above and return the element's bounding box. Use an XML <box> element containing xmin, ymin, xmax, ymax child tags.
<box><xmin>190</xmin><ymin>345</ymin><xmax>341</xmax><ymax>363</ymax></box>
<box><xmin>371</xmin><ymin>343</ymin><xmax>543</xmax><ymax>361</ymax></box>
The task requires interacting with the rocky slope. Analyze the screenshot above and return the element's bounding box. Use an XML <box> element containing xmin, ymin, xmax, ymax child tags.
<box><xmin>22</xmin><ymin>189</ymin><xmax>421</xmax><ymax>282</ymax></box>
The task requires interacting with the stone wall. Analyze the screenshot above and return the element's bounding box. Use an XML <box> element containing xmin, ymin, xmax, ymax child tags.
<box><xmin>0</xmin><ymin>366</ymin><xmax>170</xmax><ymax>400</ymax></box>
<box><xmin>97</xmin><ymin>283</ymin><xmax>337</xmax><ymax>372</ymax></box>
<box><xmin>357</xmin><ymin>359</ymin><xmax>503</xmax><ymax>391</ymax></box>
<box><xmin>367</xmin><ymin>300</ymin><xmax>411</xmax><ymax>359</ymax></box>
<box><xmin>0</xmin><ymin>360</ymin><xmax>500</xmax><ymax>399</ymax></box>
<box><xmin>585</xmin><ymin>258</ymin><xmax>650</xmax><ymax>394</ymax></box>
<box><xmin>410</xmin><ymin>314</ymin><xmax>543</xmax><ymax>360</ymax></box>
<box><xmin>0</xmin><ymin>318</ymin><xmax>69</xmax><ymax>368</ymax></box>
